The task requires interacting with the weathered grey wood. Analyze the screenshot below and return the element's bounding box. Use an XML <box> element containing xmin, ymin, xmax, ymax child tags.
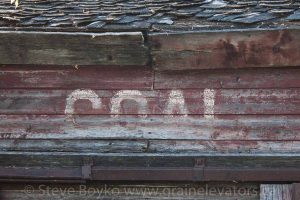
<box><xmin>0</xmin><ymin>31</ymin><xmax>149</xmax><ymax>66</ymax></box>
<box><xmin>0</xmin><ymin>183</ymin><xmax>259</xmax><ymax>200</ymax></box>
<box><xmin>149</xmin><ymin>140</ymin><xmax>300</xmax><ymax>153</ymax></box>
<box><xmin>1</xmin><ymin>139</ymin><xmax>300</xmax><ymax>154</ymax></box>
<box><xmin>260</xmin><ymin>184</ymin><xmax>293</xmax><ymax>200</ymax></box>
<box><xmin>1</xmin><ymin>152</ymin><xmax>300</xmax><ymax>168</ymax></box>
<box><xmin>1</xmin><ymin>115</ymin><xmax>300</xmax><ymax>141</ymax></box>
<box><xmin>150</xmin><ymin>29</ymin><xmax>300</xmax><ymax>70</ymax></box>
<box><xmin>0</xmin><ymin>139</ymin><xmax>147</xmax><ymax>153</ymax></box>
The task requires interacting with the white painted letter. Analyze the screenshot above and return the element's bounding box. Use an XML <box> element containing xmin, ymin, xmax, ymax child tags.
<box><xmin>65</xmin><ymin>89</ymin><xmax>102</xmax><ymax>116</ymax></box>
<box><xmin>204</xmin><ymin>89</ymin><xmax>216</xmax><ymax>119</ymax></box>
<box><xmin>111</xmin><ymin>90</ymin><xmax>148</xmax><ymax>118</ymax></box>
<box><xmin>164</xmin><ymin>90</ymin><xmax>188</xmax><ymax>116</ymax></box>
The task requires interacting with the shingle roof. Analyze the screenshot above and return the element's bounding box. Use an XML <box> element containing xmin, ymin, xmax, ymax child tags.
<box><xmin>1</xmin><ymin>0</ymin><xmax>300</xmax><ymax>32</ymax></box>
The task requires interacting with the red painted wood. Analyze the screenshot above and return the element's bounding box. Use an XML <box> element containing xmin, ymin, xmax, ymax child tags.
<box><xmin>155</xmin><ymin>68</ymin><xmax>300</xmax><ymax>89</ymax></box>
<box><xmin>1</xmin><ymin>115</ymin><xmax>300</xmax><ymax>140</ymax></box>
<box><xmin>0</xmin><ymin>65</ymin><xmax>152</xmax><ymax>89</ymax></box>
<box><xmin>151</xmin><ymin>29</ymin><xmax>300</xmax><ymax>70</ymax></box>
<box><xmin>1</xmin><ymin>89</ymin><xmax>300</xmax><ymax>114</ymax></box>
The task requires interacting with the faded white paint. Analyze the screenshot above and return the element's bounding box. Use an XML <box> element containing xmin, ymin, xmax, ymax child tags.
<box><xmin>110</xmin><ymin>90</ymin><xmax>148</xmax><ymax>118</ymax></box>
<box><xmin>203</xmin><ymin>89</ymin><xmax>216</xmax><ymax>119</ymax></box>
<box><xmin>63</xmin><ymin>89</ymin><xmax>216</xmax><ymax>119</ymax></box>
<box><xmin>164</xmin><ymin>90</ymin><xmax>188</xmax><ymax>116</ymax></box>
<box><xmin>65</xmin><ymin>89</ymin><xmax>102</xmax><ymax>116</ymax></box>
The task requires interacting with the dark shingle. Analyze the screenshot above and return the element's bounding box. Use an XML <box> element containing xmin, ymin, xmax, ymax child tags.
<box><xmin>0</xmin><ymin>0</ymin><xmax>299</xmax><ymax>31</ymax></box>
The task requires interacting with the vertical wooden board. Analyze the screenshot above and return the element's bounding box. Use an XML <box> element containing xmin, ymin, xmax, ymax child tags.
<box><xmin>0</xmin><ymin>66</ymin><xmax>153</xmax><ymax>89</ymax></box>
<box><xmin>260</xmin><ymin>184</ymin><xmax>293</xmax><ymax>200</ymax></box>
<box><xmin>150</xmin><ymin>29</ymin><xmax>300</xmax><ymax>70</ymax></box>
<box><xmin>154</xmin><ymin>68</ymin><xmax>300</xmax><ymax>89</ymax></box>
<box><xmin>282</xmin><ymin>185</ymin><xmax>293</xmax><ymax>200</ymax></box>
<box><xmin>292</xmin><ymin>183</ymin><xmax>300</xmax><ymax>200</ymax></box>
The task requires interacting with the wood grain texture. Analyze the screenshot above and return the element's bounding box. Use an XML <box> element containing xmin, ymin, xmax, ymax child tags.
<box><xmin>0</xmin><ymin>66</ymin><xmax>153</xmax><ymax>89</ymax></box>
<box><xmin>0</xmin><ymin>183</ymin><xmax>259</xmax><ymax>200</ymax></box>
<box><xmin>149</xmin><ymin>140</ymin><xmax>300</xmax><ymax>153</ymax></box>
<box><xmin>0</xmin><ymin>31</ymin><xmax>149</xmax><ymax>66</ymax></box>
<box><xmin>1</xmin><ymin>89</ymin><xmax>300</xmax><ymax>115</ymax></box>
<box><xmin>0</xmin><ymin>139</ymin><xmax>147</xmax><ymax>153</ymax></box>
<box><xmin>150</xmin><ymin>29</ymin><xmax>300</xmax><ymax>70</ymax></box>
<box><xmin>1</xmin><ymin>139</ymin><xmax>299</xmax><ymax>154</ymax></box>
<box><xmin>1</xmin><ymin>152</ymin><xmax>300</xmax><ymax>168</ymax></box>
<box><xmin>155</xmin><ymin>68</ymin><xmax>300</xmax><ymax>89</ymax></box>
<box><xmin>1</xmin><ymin>115</ymin><xmax>300</xmax><ymax>140</ymax></box>
<box><xmin>260</xmin><ymin>185</ymin><xmax>293</xmax><ymax>200</ymax></box>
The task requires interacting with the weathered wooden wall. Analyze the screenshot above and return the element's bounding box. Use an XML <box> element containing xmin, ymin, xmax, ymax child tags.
<box><xmin>150</xmin><ymin>29</ymin><xmax>300</xmax><ymax>70</ymax></box>
<box><xmin>1</xmin><ymin>65</ymin><xmax>300</xmax><ymax>154</ymax></box>
<box><xmin>0</xmin><ymin>30</ymin><xmax>300</xmax><ymax>200</ymax></box>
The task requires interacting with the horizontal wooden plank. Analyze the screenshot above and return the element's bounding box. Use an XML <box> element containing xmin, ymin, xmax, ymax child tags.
<box><xmin>0</xmin><ymin>139</ymin><xmax>147</xmax><ymax>153</ymax></box>
<box><xmin>155</xmin><ymin>68</ymin><xmax>300</xmax><ymax>89</ymax></box>
<box><xmin>1</xmin><ymin>139</ymin><xmax>299</xmax><ymax>154</ymax></box>
<box><xmin>0</xmin><ymin>183</ymin><xmax>259</xmax><ymax>200</ymax></box>
<box><xmin>1</xmin><ymin>115</ymin><xmax>300</xmax><ymax>140</ymax></box>
<box><xmin>0</xmin><ymin>66</ymin><xmax>152</xmax><ymax>89</ymax></box>
<box><xmin>0</xmin><ymin>31</ymin><xmax>149</xmax><ymax>66</ymax></box>
<box><xmin>1</xmin><ymin>89</ymin><xmax>300</xmax><ymax>115</ymax></box>
<box><xmin>149</xmin><ymin>140</ymin><xmax>300</xmax><ymax>153</ymax></box>
<box><xmin>150</xmin><ymin>29</ymin><xmax>300</xmax><ymax>70</ymax></box>
<box><xmin>0</xmin><ymin>165</ymin><xmax>299</xmax><ymax>182</ymax></box>
<box><xmin>0</xmin><ymin>152</ymin><xmax>300</xmax><ymax>168</ymax></box>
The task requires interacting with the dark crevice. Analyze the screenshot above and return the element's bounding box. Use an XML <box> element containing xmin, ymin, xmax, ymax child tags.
<box><xmin>141</xmin><ymin>30</ymin><xmax>153</xmax><ymax>69</ymax></box>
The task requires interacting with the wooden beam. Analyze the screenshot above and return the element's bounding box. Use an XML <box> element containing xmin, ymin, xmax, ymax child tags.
<box><xmin>0</xmin><ymin>153</ymin><xmax>300</xmax><ymax>181</ymax></box>
<box><xmin>1</xmin><ymin>152</ymin><xmax>300</xmax><ymax>169</ymax></box>
<box><xmin>0</xmin><ymin>31</ymin><xmax>149</xmax><ymax>66</ymax></box>
<box><xmin>150</xmin><ymin>29</ymin><xmax>300</xmax><ymax>70</ymax></box>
